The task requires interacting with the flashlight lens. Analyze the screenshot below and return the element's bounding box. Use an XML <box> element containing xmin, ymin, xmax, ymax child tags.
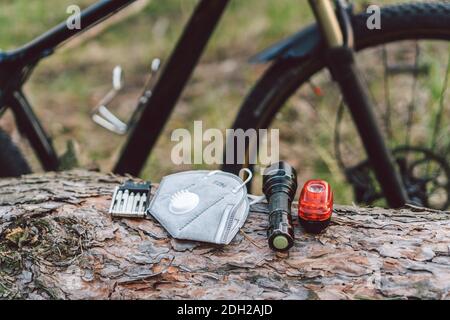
<box><xmin>273</xmin><ymin>235</ymin><xmax>289</xmax><ymax>250</ymax></box>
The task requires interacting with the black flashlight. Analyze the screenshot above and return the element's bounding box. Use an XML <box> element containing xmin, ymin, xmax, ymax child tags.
<box><xmin>263</xmin><ymin>162</ymin><xmax>297</xmax><ymax>252</ymax></box>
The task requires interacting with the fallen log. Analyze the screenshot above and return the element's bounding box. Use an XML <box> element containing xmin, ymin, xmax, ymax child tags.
<box><xmin>0</xmin><ymin>170</ymin><xmax>449</xmax><ymax>300</ymax></box>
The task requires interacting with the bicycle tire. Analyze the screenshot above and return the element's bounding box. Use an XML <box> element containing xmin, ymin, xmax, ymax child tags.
<box><xmin>223</xmin><ymin>2</ymin><xmax>450</xmax><ymax>180</ymax></box>
<box><xmin>0</xmin><ymin>128</ymin><xmax>31</xmax><ymax>177</ymax></box>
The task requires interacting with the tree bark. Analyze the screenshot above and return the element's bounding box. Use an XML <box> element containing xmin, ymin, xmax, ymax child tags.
<box><xmin>0</xmin><ymin>170</ymin><xmax>449</xmax><ymax>300</ymax></box>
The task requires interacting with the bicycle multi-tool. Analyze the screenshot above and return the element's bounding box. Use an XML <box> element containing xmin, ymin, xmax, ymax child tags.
<box><xmin>109</xmin><ymin>180</ymin><xmax>152</xmax><ymax>218</ymax></box>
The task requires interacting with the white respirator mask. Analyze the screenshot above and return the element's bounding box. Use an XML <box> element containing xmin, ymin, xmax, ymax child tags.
<box><xmin>147</xmin><ymin>169</ymin><xmax>253</xmax><ymax>245</ymax></box>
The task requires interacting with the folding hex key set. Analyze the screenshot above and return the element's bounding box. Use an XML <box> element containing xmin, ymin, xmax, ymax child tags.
<box><xmin>109</xmin><ymin>181</ymin><xmax>152</xmax><ymax>218</ymax></box>
<box><xmin>109</xmin><ymin>161</ymin><xmax>333</xmax><ymax>253</ymax></box>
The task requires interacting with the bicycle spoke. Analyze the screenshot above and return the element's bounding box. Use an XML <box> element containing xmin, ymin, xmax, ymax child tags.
<box><xmin>334</xmin><ymin>100</ymin><xmax>346</xmax><ymax>169</ymax></box>
<box><xmin>382</xmin><ymin>46</ymin><xmax>393</xmax><ymax>141</ymax></box>
<box><xmin>430</xmin><ymin>45</ymin><xmax>450</xmax><ymax>152</ymax></box>
<box><xmin>440</xmin><ymin>46</ymin><xmax>450</xmax><ymax>157</ymax></box>
<box><xmin>405</xmin><ymin>42</ymin><xmax>421</xmax><ymax>147</ymax></box>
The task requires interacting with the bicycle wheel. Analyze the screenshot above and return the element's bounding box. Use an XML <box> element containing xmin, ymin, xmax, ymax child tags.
<box><xmin>224</xmin><ymin>2</ymin><xmax>450</xmax><ymax>209</ymax></box>
<box><xmin>0</xmin><ymin>128</ymin><xmax>31</xmax><ymax>177</ymax></box>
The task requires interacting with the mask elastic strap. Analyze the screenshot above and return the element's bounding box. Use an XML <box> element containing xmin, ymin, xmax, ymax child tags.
<box><xmin>205</xmin><ymin>170</ymin><xmax>220</xmax><ymax>178</ymax></box>
<box><xmin>232</xmin><ymin>168</ymin><xmax>253</xmax><ymax>193</ymax></box>
<box><xmin>248</xmin><ymin>194</ymin><xmax>266</xmax><ymax>205</ymax></box>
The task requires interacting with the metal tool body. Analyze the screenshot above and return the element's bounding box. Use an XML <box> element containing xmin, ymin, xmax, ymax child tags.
<box><xmin>109</xmin><ymin>180</ymin><xmax>151</xmax><ymax>218</ymax></box>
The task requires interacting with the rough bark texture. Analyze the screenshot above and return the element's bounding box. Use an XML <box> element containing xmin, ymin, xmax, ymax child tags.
<box><xmin>0</xmin><ymin>170</ymin><xmax>449</xmax><ymax>300</ymax></box>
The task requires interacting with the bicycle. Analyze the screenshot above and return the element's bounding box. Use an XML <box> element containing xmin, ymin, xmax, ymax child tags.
<box><xmin>0</xmin><ymin>0</ymin><xmax>449</xmax><ymax>210</ymax></box>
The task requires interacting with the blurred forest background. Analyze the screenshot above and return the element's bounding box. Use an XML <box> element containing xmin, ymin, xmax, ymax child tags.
<box><xmin>1</xmin><ymin>0</ymin><xmax>448</xmax><ymax>205</ymax></box>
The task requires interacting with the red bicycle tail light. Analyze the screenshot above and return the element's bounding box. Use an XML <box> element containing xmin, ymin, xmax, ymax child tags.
<box><xmin>298</xmin><ymin>180</ymin><xmax>333</xmax><ymax>234</ymax></box>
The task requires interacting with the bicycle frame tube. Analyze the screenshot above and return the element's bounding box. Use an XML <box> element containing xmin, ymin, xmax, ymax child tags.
<box><xmin>310</xmin><ymin>0</ymin><xmax>409</xmax><ymax>207</ymax></box>
<box><xmin>114</xmin><ymin>0</ymin><xmax>230</xmax><ymax>175</ymax></box>
<box><xmin>7</xmin><ymin>0</ymin><xmax>136</xmax><ymax>62</ymax></box>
